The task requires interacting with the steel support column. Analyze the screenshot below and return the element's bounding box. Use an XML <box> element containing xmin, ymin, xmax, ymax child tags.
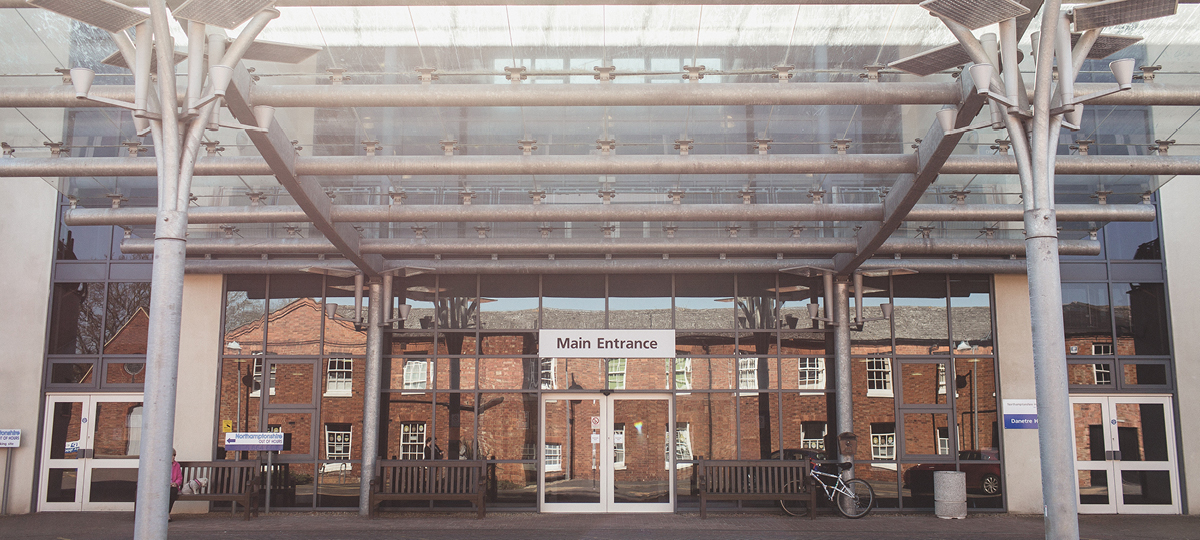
<box><xmin>359</xmin><ymin>278</ymin><xmax>385</xmax><ymax>515</ymax></box>
<box><xmin>833</xmin><ymin>277</ymin><xmax>853</xmax><ymax>468</ymax></box>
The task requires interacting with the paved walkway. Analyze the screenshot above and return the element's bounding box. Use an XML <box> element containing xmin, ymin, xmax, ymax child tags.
<box><xmin>2</xmin><ymin>511</ymin><xmax>1199</xmax><ymax>540</ymax></box>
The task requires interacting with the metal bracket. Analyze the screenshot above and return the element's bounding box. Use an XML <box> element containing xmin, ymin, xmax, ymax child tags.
<box><xmin>949</xmin><ymin>190</ymin><xmax>970</xmax><ymax>204</ymax></box>
<box><xmin>598</xmin><ymin>189</ymin><xmax>616</xmax><ymax>204</ymax></box>
<box><xmin>362</xmin><ymin>140</ymin><xmax>381</xmax><ymax>156</ymax></box>
<box><xmin>388</xmin><ymin>190</ymin><xmax>407</xmax><ymax>206</ymax></box>
<box><xmin>123</xmin><ymin>141</ymin><xmax>146</xmax><ymax>157</ymax></box>
<box><xmin>416</xmin><ymin>67</ymin><xmax>438</xmax><ymax>84</ymax></box>
<box><xmin>596</xmin><ymin>139</ymin><xmax>616</xmax><ymax>155</ymax></box>
<box><xmin>981</xmin><ymin>226</ymin><xmax>998</xmax><ymax>239</ymax></box>
<box><xmin>106</xmin><ymin>193</ymin><xmax>128</xmax><ymax>209</ymax></box>
<box><xmin>291</xmin><ymin>140</ymin><xmax>303</xmax><ymax>154</ymax></box>
<box><xmin>411</xmin><ymin>226</ymin><xmax>428</xmax><ymax>239</ymax></box>
<box><xmin>738</xmin><ymin>188</ymin><xmax>756</xmax><ymax>204</ymax></box>
<box><xmin>1070</xmin><ymin>139</ymin><xmax>1094</xmax><ymax>156</ymax></box>
<box><xmin>991</xmin><ymin>139</ymin><xmax>1011</xmax><ymax>155</ymax></box>
<box><xmin>286</xmin><ymin>226</ymin><xmax>299</xmax><ymax>237</ymax></box>
<box><xmin>674</xmin><ymin>139</ymin><xmax>694</xmax><ymax>156</ymax></box>
<box><xmin>1150</xmin><ymin>139</ymin><xmax>1175</xmax><ymax>156</ymax></box>
<box><xmin>860</xmin><ymin>64</ymin><xmax>885</xmax><ymax>82</ymax></box>
<box><xmin>55</xmin><ymin>67</ymin><xmax>72</xmax><ymax>84</ymax></box>
<box><xmin>601</xmin><ymin>225</ymin><xmax>616</xmax><ymax>238</ymax></box>
<box><xmin>327</xmin><ymin>68</ymin><xmax>349</xmax><ymax>84</ymax></box>
<box><xmin>44</xmin><ymin>141</ymin><xmax>68</xmax><ymax>157</ymax></box>
<box><xmin>1091</xmin><ymin>190</ymin><xmax>1113</xmax><ymax>205</ymax></box>
<box><xmin>505</xmin><ymin>66</ymin><xmax>527</xmax><ymax>83</ymax></box>
<box><xmin>1088</xmin><ymin>229</ymin><xmax>1099</xmax><ymax>240</ymax></box>
<box><xmin>1135</xmin><ymin>65</ymin><xmax>1161</xmax><ymax>82</ymax></box>
<box><xmin>831</xmin><ymin>139</ymin><xmax>851</xmax><ymax>154</ymax></box>
<box><xmin>441</xmin><ymin>139</ymin><xmax>458</xmax><ymax>156</ymax></box>
<box><xmin>726</xmin><ymin>225</ymin><xmax>741</xmax><ymax>238</ymax></box>
<box><xmin>246</xmin><ymin>191</ymin><xmax>266</xmax><ymax>206</ymax></box>
<box><xmin>917</xmin><ymin>226</ymin><xmax>934</xmax><ymax>239</ymax></box>
<box><xmin>593</xmin><ymin>65</ymin><xmax>616</xmax><ymax>81</ymax></box>
<box><xmin>808</xmin><ymin>188</ymin><xmax>826</xmax><ymax>204</ymax></box>
<box><xmin>790</xmin><ymin>225</ymin><xmax>805</xmax><ymax>237</ymax></box>
<box><xmin>682</xmin><ymin>65</ymin><xmax>705</xmax><ymax>82</ymax></box>
<box><xmin>771</xmin><ymin>64</ymin><xmax>794</xmax><ymax>83</ymax></box>
<box><xmin>220</xmin><ymin>225</ymin><xmax>239</xmax><ymax>238</ymax></box>
<box><xmin>529</xmin><ymin>189</ymin><xmax>547</xmax><ymax>204</ymax></box>
<box><xmin>460</xmin><ymin>189</ymin><xmax>477</xmax><ymax>205</ymax></box>
<box><xmin>202</xmin><ymin>140</ymin><xmax>225</xmax><ymax>156</ymax></box>
<box><xmin>475</xmin><ymin>226</ymin><xmax>490</xmax><ymax>239</ymax></box>
<box><xmin>518</xmin><ymin>139</ymin><xmax>538</xmax><ymax>155</ymax></box>
<box><xmin>663</xmin><ymin>225</ymin><xmax>678</xmax><ymax>238</ymax></box>
<box><xmin>754</xmin><ymin>138</ymin><xmax>772</xmax><ymax>155</ymax></box>
<box><xmin>539</xmin><ymin>224</ymin><xmax>553</xmax><ymax>238</ymax></box>
<box><xmin>1</xmin><ymin>142</ymin><xmax>12</xmax><ymax>157</ymax></box>
<box><xmin>667</xmin><ymin>189</ymin><xmax>686</xmax><ymax>204</ymax></box>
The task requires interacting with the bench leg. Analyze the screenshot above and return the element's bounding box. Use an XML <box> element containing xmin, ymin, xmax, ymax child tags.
<box><xmin>477</xmin><ymin>494</ymin><xmax>485</xmax><ymax>519</ymax></box>
<box><xmin>700</xmin><ymin>497</ymin><xmax>706</xmax><ymax>519</ymax></box>
<box><xmin>809</xmin><ymin>489</ymin><xmax>816</xmax><ymax>520</ymax></box>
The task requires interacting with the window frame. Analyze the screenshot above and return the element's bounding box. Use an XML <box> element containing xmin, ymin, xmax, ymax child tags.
<box><xmin>866</xmin><ymin>358</ymin><xmax>893</xmax><ymax>398</ymax></box>
<box><xmin>324</xmin><ymin>358</ymin><xmax>353</xmax><ymax>397</ymax></box>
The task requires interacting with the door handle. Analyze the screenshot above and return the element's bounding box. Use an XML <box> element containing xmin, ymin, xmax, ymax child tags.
<box><xmin>1105</xmin><ymin>450</ymin><xmax>1122</xmax><ymax>461</ymax></box>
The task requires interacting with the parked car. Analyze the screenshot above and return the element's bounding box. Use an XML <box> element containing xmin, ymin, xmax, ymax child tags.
<box><xmin>902</xmin><ymin>450</ymin><xmax>1001</xmax><ymax>495</ymax></box>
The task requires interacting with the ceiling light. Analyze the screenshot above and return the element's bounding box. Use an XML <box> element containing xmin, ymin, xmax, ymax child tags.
<box><xmin>919</xmin><ymin>0</ymin><xmax>1031</xmax><ymax>30</ymax></box>
<box><xmin>173</xmin><ymin>0</ymin><xmax>276</xmax><ymax>30</ymax></box>
<box><xmin>1071</xmin><ymin>0</ymin><xmax>1177</xmax><ymax>32</ymax></box>
<box><xmin>889</xmin><ymin>43</ymin><xmax>973</xmax><ymax>77</ymax></box>
<box><xmin>27</xmin><ymin>0</ymin><xmax>149</xmax><ymax>33</ymax></box>
<box><xmin>100</xmin><ymin>48</ymin><xmax>188</xmax><ymax>72</ymax></box>
<box><xmin>241</xmin><ymin>40</ymin><xmax>323</xmax><ymax>64</ymax></box>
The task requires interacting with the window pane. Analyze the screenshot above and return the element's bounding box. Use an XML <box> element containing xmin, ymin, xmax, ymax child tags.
<box><xmin>479</xmin><ymin>357</ymin><xmax>539</xmax><ymax>390</ymax></box>
<box><xmin>676</xmin><ymin>392</ymin><xmax>737</xmax><ymax>460</ymax></box>
<box><xmin>58</xmin><ymin>222</ymin><xmax>111</xmax><ymax>261</ymax></box>
<box><xmin>394</xmin><ymin>275</ymin><xmax>437</xmax><ymax>331</ymax></box>
<box><xmin>224</xmin><ymin>275</ymin><xmax>265</xmax><ymax>355</ymax></box>
<box><xmin>49</xmin><ymin>283</ymin><xmax>105</xmax><ymax>354</ymax></box>
<box><xmin>477</xmin><ymin>393</ymin><xmax>537</xmax><ymax>460</ymax></box>
<box><xmin>267</xmin><ymin>274</ymin><xmax>323</xmax><ymax>355</ymax></box>
<box><xmin>104</xmin><ymin>362</ymin><xmax>145</xmax><ymax>385</ymax></box>
<box><xmin>609</xmin><ymin>274</ymin><xmax>671</xmax><ymax>329</ymax></box>
<box><xmin>782</xmin><ymin>394</ymin><xmax>829</xmax><ymax>455</ymax></box>
<box><xmin>436</xmin><ymin>393</ymin><xmax>477</xmax><ymax>460</ymax></box>
<box><xmin>894</xmin><ymin>275</ymin><xmax>948</xmax><ymax>355</ymax></box>
<box><xmin>675</xmin><ymin>274</ymin><xmax>733</xmax><ymax>330</ymax></box>
<box><xmin>1122</xmin><ymin>362</ymin><xmax>1169</xmax><ymax>386</ymax></box>
<box><xmin>269</xmin><ymin>362</ymin><xmax>314</xmax><ymax>405</ymax></box>
<box><xmin>903</xmin><ymin>413</ymin><xmax>950</xmax><ymax>456</ymax></box>
<box><xmin>1069</xmin><ymin>362</ymin><xmax>1114</xmax><ymax>386</ymax></box>
<box><xmin>738</xmin><ymin>392</ymin><xmax>780</xmax><ymax>459</ymax></box>
<box><xmin>1112</xmin><ymin>283</ymin><xmax>1169</xmax><ymax>355</ymax></box>
<box><xmin>852</xmin><ymin>276</ymin><xmax>892</xmax><ymax>355</ymax></box>
<box><xmin>383</xmin><ymin>394</ymin><xmax>433</xmax><ymax>460</ymax></box>
<box><xmin>1062</xmin><ymin>283</ymin><xmax>1112</xmax><ymax>356</ymax></box>
<box><xmin>103</xmin><ymin>283</ymin><xmax>151</xmax><ymax>355</ymax></box>
<box><xmin>777</xmin><ymin>274</ymin><xmax>822</xmax><ymax>331</ymax></box>
<box><xmin>436</xmin><ymin>358</ymin><xmax>476</xmax><ymax>390</ymax></box>
<box><xmin>954</xmin><ymin>358</ymin><xmax>999</xmax><ymax>454</ymax></box>
<box><xmin>900</xmin><ymin>362</ymin><xmax>945</xmax><ymax>405</ymax></box>
<box><xmin>950</xmin><ymin>277</ymin><xmax>992</xmax><ymax>355</ymax></box>
<box><xmin>388</xmin><ymin>358</ymin><xmax>430</xmax><ymax>391</ymax></box>
<box><xmin>324</xmin><ymin>275</ymin><xmax>366</xmax><ymax>356</ymax></box>
<box><xmin>737</xmin><ymin>274</ymin><xmax>777</xmax><ymax>330</ymax></box>
<box><xmin>1104</xmin><ymin>221</ymin><xmax>1160</xmax><ymax>260</ymax></box>
<box><xmin>542</xmin><ymin>274</ymin><xmax>604</xmax><ymax>329</ymax></box>
<box><xmin>437</xmin><ymin>276</ymin><xmax>478</xmax><ymax>330</ymax></box>
<box><xmin>479</xmin><ymin>275</ymin><xmax>538</xmax><ymax>330</ymax></box>
<box><xmin>50</xmin><ymin>362</ymin><xmax>95</xmax><ymax>385</ymax></box>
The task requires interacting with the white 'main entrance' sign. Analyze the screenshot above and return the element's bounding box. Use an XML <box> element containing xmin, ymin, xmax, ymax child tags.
<box><xmin>538</xmin><ymin>330</ymin><xmax>676</xmax><ymax>358</ymax></box>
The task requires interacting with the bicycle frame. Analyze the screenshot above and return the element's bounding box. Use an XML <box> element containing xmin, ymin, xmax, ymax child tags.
<box><xmin>810</xmin><ymin>462</ymin><xmax>855</xmax><ymax>501</ymax></box>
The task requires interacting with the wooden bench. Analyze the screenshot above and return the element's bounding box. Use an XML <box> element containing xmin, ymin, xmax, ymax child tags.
<box><xmin>369</xmin><ymin>460</ymin><xmax>487</xmax><ymax>519</ymax></box>
<box><xmin>176</xmin><ymin>460</ymin><xmax>261</xmax><ymax>520</ymax></box>
<box><xmin>697</xmin><ymin>459</ymin><xmax>816</xmax><ymax>519</ymax></box>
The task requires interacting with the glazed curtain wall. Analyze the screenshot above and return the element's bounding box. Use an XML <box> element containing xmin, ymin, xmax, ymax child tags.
<box><xmin>217</xmin><ymin>272</ymin><xmax>998</xmax><ymax>511</ymax></box>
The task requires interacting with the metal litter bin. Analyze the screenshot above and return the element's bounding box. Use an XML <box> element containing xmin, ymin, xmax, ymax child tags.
<box><xmin>934</xmin><ymin>471</ymin><xmax>967</xmax><ymax>519</ymax></box>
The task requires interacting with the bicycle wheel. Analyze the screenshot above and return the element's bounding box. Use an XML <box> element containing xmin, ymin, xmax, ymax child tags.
<box><xmin>778</xmin><ymin>480</ymin><xmax>808</xmax><ymax>516</ymax></box>
<box><xmin>835</xmin><ymin>478</ymin><xmax>875</xmax><ymax>519</ymax></box>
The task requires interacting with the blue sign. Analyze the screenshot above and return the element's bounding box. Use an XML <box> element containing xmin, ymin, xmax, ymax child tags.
<box><xmin>1004</xmin><ymin>414</ymin><xmax>1039</xmax><ymax>429</ymax></box>
<box><xmin>224</xmin><ymin>432</ymin><xmax>285</xmax><ymax>451</ymax></box>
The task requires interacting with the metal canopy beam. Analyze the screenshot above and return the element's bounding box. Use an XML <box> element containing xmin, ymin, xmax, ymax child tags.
<box><xmin>221</xmin><ymin>63</ymin><xmax>384</xmax><ymax>276</ymax></box>
<box><xmin>65</xmin><ymin>203</ymin><xmax>1156</xmax><ymax>226</ymax></box>
<box><xmin>2</xmin><ymin>83</ymin><xmax>1198</xmax><ymax>109</ymax></box>
<box><xmin>182</xmin><ymin>257</ymin><xmax>1031</xmax><ymax>275</ymax></box>
<box><xmin>118</xmin><ymin>236</ymin><xmax>1102</xmax><ymax>256</ymax></box>
<box><xmin>5</xmin><ymin>154</ymin><xmax>1200</xmax><ymax>178</ymax></box>
<box><xmin>3</xmin><ymin>1</ymin><xmax>1199</xmax><ymax>9</ymax></box>
<box><xmin>834</xmin><ymin>64</ymin><xmax>990</xmax><ymax>274</ymax></box>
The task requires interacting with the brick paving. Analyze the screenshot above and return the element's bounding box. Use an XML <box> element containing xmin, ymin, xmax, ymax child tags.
<box><xmin>2</xmin><ymin>511</ymin><xmax>1198</xmax><ymax>540</ymax></box>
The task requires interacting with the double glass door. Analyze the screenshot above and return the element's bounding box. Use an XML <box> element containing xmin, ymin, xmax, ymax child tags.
<box><xmin>540</xmin><ymin>393</ymin><xmax>674</xmax><ymax>513</ymax></box>
<box><xmin>40</xmin><ymin>394</ymin><xmax>144</xmax><ymax>511</ymax></box>
<box><xmin>1070</xmin><ymin>396</ymin><xmax>1179</xmax><ymax>514</ymax></box>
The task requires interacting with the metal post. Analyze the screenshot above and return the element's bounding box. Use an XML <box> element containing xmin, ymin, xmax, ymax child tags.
<box><xmin>833</xmin><ymin>278</ymin><xmax>852</xmax><ymax>471</ymax></box>
<box><xmin>359</xmin><ymin>279</ymin><xmax>385</xmax><ymax>515</ymax></box>
<box><xmin>266</xmin><ymin>450</ymin><xmax>273</xmax><ymax>514</ymax></box>
<box><xmin>2</xmin><ymin>448</ymin><xmax>11</xmax><ymax>515</ymax></box>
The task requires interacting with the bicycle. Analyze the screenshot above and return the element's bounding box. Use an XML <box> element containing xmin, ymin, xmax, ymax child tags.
<box><xmin>780</xmin><ymin>460</ymin><xmax>875</xmax><ymax>518</ymax></box>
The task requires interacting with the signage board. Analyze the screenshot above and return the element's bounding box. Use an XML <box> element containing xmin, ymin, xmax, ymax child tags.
<box><xmin>224</xmin><ymin>432</ymin><xmax>285</xmax><ymax>451</ymax></box>
<box><xmin>1003</xmin><ymin>399</ymin><xmax>1039</xmax><ymax>429</ymax></box>
<box><xmin>0</xmin><ymin>429</ymin><xmax>19</xmax><ymax>448</ymax></box>
<box><xmin>538</xmin><ymin>329</ymin><xmax>675</xmax><ymax>359</ymax></box>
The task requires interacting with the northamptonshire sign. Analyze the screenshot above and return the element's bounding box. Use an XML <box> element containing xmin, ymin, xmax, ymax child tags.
<box><xmin>224</xmin><ymin>432</ymin><xmax>285</xmax><ymax>451</ymax></box>
<box><xmin>538</xmin><ymin>330</ymin><xmax>676</xmax><ymax>358</ymax></box>
<box><xmin>1002</xmin><ymin>399</ymin><xmax>1039</xmax><ymax>429</ymax></box>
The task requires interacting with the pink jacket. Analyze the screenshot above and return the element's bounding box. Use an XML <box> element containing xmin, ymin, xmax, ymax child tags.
<box><xmin>171</xmin><ymin>461</ymin><xmax>183</xmax><ymax>487</ymax></box>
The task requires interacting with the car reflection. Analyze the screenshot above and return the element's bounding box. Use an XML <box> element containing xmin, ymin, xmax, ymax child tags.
<box><xmin>903</xmin><ymin>450</ymin><xmax>1001</xmax><ymax>496</ymax></box>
